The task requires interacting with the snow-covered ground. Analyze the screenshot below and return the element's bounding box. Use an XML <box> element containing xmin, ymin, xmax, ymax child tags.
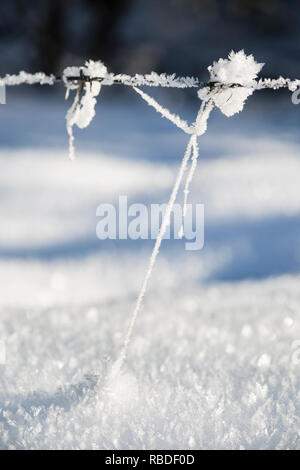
<box><xmin>0</xmin><ymin>93</ymin><xmax>299</xmax><ymax>449</ymax></box>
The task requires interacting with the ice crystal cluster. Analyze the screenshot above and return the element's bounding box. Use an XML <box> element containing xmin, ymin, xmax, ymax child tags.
<box><xmin>198</xmin><ymin>50</ymin><xmax>264</xmax><ymax>116</ymax></box>
<box><xmin>64</xmin><ymin>60</ymin><xmax>108</xmax><ymax>159</ymax></box>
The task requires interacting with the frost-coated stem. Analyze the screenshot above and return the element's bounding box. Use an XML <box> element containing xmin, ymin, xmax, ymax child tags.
<box><xmin>112</xmin><ymin>135</ymin><xmax>194</xmax><ymax>375</ymax></box>
<box><xmin>133</xmin><ymin>86</ymin><xmax>192</xmax><ymax>134</ymax></box>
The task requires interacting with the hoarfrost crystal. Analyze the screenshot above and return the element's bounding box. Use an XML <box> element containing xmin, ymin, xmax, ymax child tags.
<box><xmin>198</xmin><ymin>50</ymin><xmax>264</xmax><ymax>117</ymax></box>
<box><xmin>65</xmin><ymin>60</ymin><xmax>107</xmax><ymax>159</ymax></box>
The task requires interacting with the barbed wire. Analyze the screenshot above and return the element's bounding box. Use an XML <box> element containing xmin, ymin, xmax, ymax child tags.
<box><xmin>1</xmin><ymin>70</ymin><xmax>300</xmax><ymax>91</ymax></box>
<box><xmin>63</xmin><ymin>75</ymin><xmax>300</xmax><ymax>91</ymax></box>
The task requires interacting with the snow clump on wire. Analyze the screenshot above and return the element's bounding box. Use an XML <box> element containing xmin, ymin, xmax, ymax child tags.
<box><xmin>198</xmin><ymin>50</ymin><xmax>264</xmax><ymax>117</ymax></box>
<box><xmin>64</xmin><ymin>60</ymin><xmax>107</xmax><ymax>159</ymax></box>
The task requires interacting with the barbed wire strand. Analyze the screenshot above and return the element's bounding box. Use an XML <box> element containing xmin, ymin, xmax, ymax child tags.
<box><xmin>1</xmin><ymin>70</ymin><xmax>300</xmax><ymax>91</ymax></box>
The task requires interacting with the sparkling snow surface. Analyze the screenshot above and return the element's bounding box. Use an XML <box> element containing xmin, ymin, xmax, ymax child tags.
<box><xmin>0</xmin><ymin>96</ymin><xmax>299</xmax><ymax>449</ymax></box>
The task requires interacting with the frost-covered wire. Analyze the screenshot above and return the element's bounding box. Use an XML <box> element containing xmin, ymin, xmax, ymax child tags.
<box><xmin>2</xmin><ymin>52</ymin><xmax>300</xmax><ymax>160</ymax></box>
<box><xmin>2</xmin><ymin>65</ymin><xmax>300</xmax><ymax>92</ymax></box>
<box><xmin>178</xmin><ymin>99</ymin><xmax>214</xmax><ymax>237</ymax></box>
<box><xmin>65</xmin><ymin>61</ymin><xmax>107</xmax><ymax>159</ymax></box>
<box><xmin>178</xmin><ymin>136</ymin><xmax>198</xmax><ymax>239</ymax></box>
<box><xmin>0</xmin><ymin>71</ymin><xmax>56</xmax><ymax>86</ymax></box>
<box><xmin>133</xmin><ymin>86</ymin><xmax>192</xmax><ymax>134</ymax></box>
<box><xmin>112</xmin><ymin>135</ymin><xmax>195</xmax><ymax>375</ymax></box>
<box><xmin>65</xmin><ymin>83</ymin><xmax>83</xmax><ymax>160</ymax></box>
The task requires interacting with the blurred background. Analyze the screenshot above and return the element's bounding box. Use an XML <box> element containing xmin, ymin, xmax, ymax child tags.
<box><xmin>0</xmin><ymin>0</ymin><xmax>299</xmax><ymax>82</ymax></box>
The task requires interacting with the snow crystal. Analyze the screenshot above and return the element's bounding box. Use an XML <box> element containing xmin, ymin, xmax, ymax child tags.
<box><xmin>210</xmin><ymin>86</ymin><xmax>255</xmax><ymax>117</ymax></box>
<box><xmin>242</xmin><ymin>324</ymin><xmax>253</xmax><ymax>338</ymax></box>
<box><xmin>257</xmin><ymin>354</ymin><xmax>271</xmax><ymax>368</ymax></box>
<box><xmin>284</xmin><ymin>317</ymin><xmax>294</xmax><ymax>327</ymax></box>
<box><xmin>199</xmin><ymin>50</ymin><xmax>264</xmax><ymax>117</ymax></box>
<box><xmin>105</xmin><ymin>370</ymin><xmax>139</xmax><ymax>408</ymax></box>
<box><xmin>208</xmin><ymin>50</ymin><xmax>264</xmax><ymax>87</ymax></box>
<box><xmin>65</xmin><ymin>60</ymin><xmax>107</xmax><ymax>159</ymax></box>
<box><xmin>107</xmin><ymin>71</ymin><xmax>199</xmax><ymax>88</ymax></box>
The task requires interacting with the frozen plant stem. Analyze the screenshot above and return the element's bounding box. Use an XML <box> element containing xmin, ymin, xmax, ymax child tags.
<box><xmin>112</xmin><ymin>135</ymin><xmax>195</xmax><ymax>375</ymax></box>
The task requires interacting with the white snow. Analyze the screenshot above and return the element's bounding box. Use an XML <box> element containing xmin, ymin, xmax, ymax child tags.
<box><xmin>0</xmin><ymin>99</ymin><xmax>299</xmax><ymax>449</ymax></box>
<box><xmin>0</xmin><ymin>261</ymin><xmax>299</xmax><ymax>449</ymax></box>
